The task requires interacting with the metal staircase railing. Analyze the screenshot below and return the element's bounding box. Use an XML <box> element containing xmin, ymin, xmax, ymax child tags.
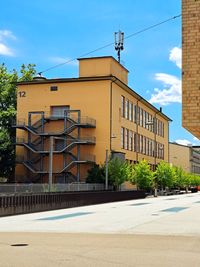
<box><xmin>23</xmin><ymin>161</ymin><xmax>47</xmax><ymax>174</ymax></box>
<box><xmin>15</xmin><ymin>136</ymin><xmax>95</xmax><ymax>153</ymax></box>
<box><xmin>16</xmin><ymin>154</ymin><xmax>95</xmax><ymax>174</ymax></box>
<box><xmin>13</xmin><ymin>114</ymin><xmax>96</xmax><ymax>136</ymax></box>
<box><xmin>57</xmin><ymin>154</ymin><xmax>96</xmax><ymax>174</ymax></box>
<box><xmin>14</xmin><ymin>110</ymin><xmax>96</xmax><ymax>182</ymax></box>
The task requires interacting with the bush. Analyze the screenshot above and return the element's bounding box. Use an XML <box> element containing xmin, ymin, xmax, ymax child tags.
<box><xmin>86</xmin><ymin>164</ymin><xmax>105</xmax><ymax>184</ymax></box>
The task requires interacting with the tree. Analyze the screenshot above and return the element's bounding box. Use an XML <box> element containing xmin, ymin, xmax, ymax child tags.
<box><xmin>0</xmin><ymin>63</ymin><xmax>36</xmax><ymax>181</ymax></box>
<box><xmin>173</xmin><ymin>166</ymin><xmax>190</xmax><ymax>190</ymax></box>
<box><xmin>108</xmin><ymin>158</ymin><xmax>128</xmax><ymax>190</ymax></box>
<box><xmin>189</xmin><ymin>174</ymin><xmax>200</xmax><ymax>187</ymax></box>
<box><xmin>129</xmin><ymin>160</ymin><xmax>152</xmax><ymax>190</ymax></box>
<box><xmin>154</xmin><ymin>161</ymin><xmax>175</xmax><ymax>191</ymax></box>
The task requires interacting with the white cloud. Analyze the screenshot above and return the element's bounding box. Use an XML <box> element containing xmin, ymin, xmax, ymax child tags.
<box><xmin>169</xmin><ymin>47</ymin><xmax>182</xmax><ymax>69</ymax></box>
<box><xmin>193</xmin><ymin>137</ymin><xmax>199</xmax><ymax>141</ymax></box>
<box><xmin>49</xmin><ymin>56</ymin><xmax>78</xmax><ymax>66</ymax></box>
<box><xmin>0</xmin><ymin>43</ymin><xmax>13</xmax><ymax>56</ymax></box>
<box><xmin>0</xmin><ymin>29</ymin><xmax>16</xmax><ymax>56</ymax></box>
<box><xmin>0</xmin><ymin>30</ymin><xmax>16</xmax><ymax>41</ymax></box>
<box><xmin>175</xmin><ymin>139</ymin><xmax>192</xmax><ymax>146</ymax></box>
<box><xmin>149</xmin><ymin>47</ymin><xmax>182</xmax><ymax>106</ymax></box>
<box><xmin>149</xmin><ymin>73</ymin><xmax>181</xmax><ymax>105</ymax></box>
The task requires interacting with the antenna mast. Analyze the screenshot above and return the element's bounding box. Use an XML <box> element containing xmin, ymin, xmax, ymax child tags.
<box><xmin>114</xmin><ymin>30</ymin><xmax>124</xmax><ymax>63</ymax></box>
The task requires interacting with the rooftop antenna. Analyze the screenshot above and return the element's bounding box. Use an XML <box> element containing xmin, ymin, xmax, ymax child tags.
<box><xmin>114</xmin><ymin>30</ymin><xmax>124</xmax><ymax>63</ymax></box>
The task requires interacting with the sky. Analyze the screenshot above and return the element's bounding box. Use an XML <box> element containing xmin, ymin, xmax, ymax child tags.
<box><xmin>1</xmin><ymin>0</ymin><xmax>199</xmax><ymax>146</ymax></box>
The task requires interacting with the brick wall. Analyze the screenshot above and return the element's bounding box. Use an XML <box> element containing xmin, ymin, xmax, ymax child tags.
<box><xmin>182</xmin><ymin>0</ymin><xmax>200</xmax><ymax>138</ymax></box>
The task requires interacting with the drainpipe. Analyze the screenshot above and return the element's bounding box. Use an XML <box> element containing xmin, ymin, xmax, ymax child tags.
<box><xmin>110</xmin><ymin>78</ymin><xmax>117</xmax><ymax>152</ymax></box>
<box><xmin>135</xmin><ymin>98</ymin><xmax>142</xmax><ymax>163</ymax></box>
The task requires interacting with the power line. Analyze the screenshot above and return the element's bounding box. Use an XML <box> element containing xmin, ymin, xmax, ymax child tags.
<box><xmin>38</xmin><ymin>14</ymin><xmax>181</xmax><ymax>75</ymax></box>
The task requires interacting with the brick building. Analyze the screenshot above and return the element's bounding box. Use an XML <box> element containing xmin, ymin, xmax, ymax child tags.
<box><xmin>182</xmin><ymin>0</ymin><xmax>200</xmax><ymax>137</ymax></box>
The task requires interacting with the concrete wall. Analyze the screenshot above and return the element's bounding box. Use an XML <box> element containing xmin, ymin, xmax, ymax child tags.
<box><xmin>0</xmin><ymin>191</ymin><xmax>145</xmax><ymax>217</ymax></box>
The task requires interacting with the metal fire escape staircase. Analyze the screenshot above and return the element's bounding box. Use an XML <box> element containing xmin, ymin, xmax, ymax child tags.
<box><xmin>14</xmin><ymin>110</ymin><xmax>96</xmax><ymax>182</ymax></box>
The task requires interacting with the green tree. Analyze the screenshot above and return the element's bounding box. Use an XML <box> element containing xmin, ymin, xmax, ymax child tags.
<box><xmin>154</xmin><ymin>161</ymin><xmax>175</xmax><ymax>191</ymax></box>
<box><xmin>108</xmin><ymin>158</ymin><xmax>128</xmax><ymax>190</ymax></box>
<box><xmin>189</xmin><ymin>174</ymin><xmax>200</xmax><ymax>187</ymax></box>
<box><xmin>0</xmin><ymin>63</ymin><xmax>36</xmax><ymax>181</ymax></box>
<box><xmin>126</xmin><ymin>163</ymin><xmax>135</xmax><ymax>183</ymax></box>
<box><xmin>173</xmin><ymin>166</ymin><xmax>191</xmax><ymax>190</ymax></box>
<box><xmin>129</xmin><ymin>160</ymin><xmax>152</xmax><ymax>190</ymax></box>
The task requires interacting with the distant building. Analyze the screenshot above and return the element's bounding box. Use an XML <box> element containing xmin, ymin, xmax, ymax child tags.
<box><xmin>182</xmin><ymin>0</ymin><xmax>200</xmax><ymax>138</ymax></box>
<box><xmin>14</xmin><ymin>56</ymin><xmax>171</xmax><ymax>183</ymax></box>
<box><xmin>169</xmin><ymin>142</ymin><xmax>200</xmax><ymax>174</ymax></box>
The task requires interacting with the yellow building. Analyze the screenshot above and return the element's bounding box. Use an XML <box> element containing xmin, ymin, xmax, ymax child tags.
<box><xmin>182</xmin><ymin>0</ymin><xmax>200</xmax><ymax>138</ymax></box>
<box><xmin>14</xmin><ymin>56</ymin><xmax>171</xmax><ymax>183</ymax></box>
<box><xmin>169</xmin><ymin>142</ymin><xmax>200</xmax><ymax>175</ymax></box>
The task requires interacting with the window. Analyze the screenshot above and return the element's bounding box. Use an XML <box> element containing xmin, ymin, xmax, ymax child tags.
<box><xmin>144</xmin><ymin>111</ymin><xmax>147</xmax><ymax>128</ymax></box>
<box><xmin>146</xmin><ymin>138</ymin><xmax>149</xmax><ymax>156</ymax></box>
<box><xmin>125</xmin><ymin>99</ymin><xmax>129</xmax><ymax>120</ymax></box>
<box><xmin>155</xmin><ymin>142</ymin><xmax>158</xmax><ymax>158</ymax></box>
<box><xmin>146</xmin><ymin>112</ymin><xmax>150</xmax><ymax>130</ymax></box>
<box><xmin>129</xmin><ymin>130</ymin><xmax>133</xmax><ymax>151</ymax></box>
<box><xmin>134</xmin><ymin>105</ymin><xmax>137</xmax><ymax>123</ymax></box>
<box><xmin>157</xmin><ymin>121</ymin><xmax>160</xmax><ymax>136</ymax></box>
<box><xmin>121</xmin><ymin>96</ymin><xmax>125</xmax><ymax>117</ymax></box>
<box><xmin>137</xmin><ymin>134</ymin><xmax>140</xmax><ymax>153</ymax></box>
<box><xmin>121</xmin><ymin>127</ymin><xmax>125</xmax><ymax>148</ymax></box>
<box><xmin>150</xmin><ymin>139</ymin><xmax>152</xmax><ymax>156</ymax></box>
<box><xmin>157</xmin><ymin>143</ymin><xmax>161</xmax><ymax>159</ymax></box>
<box><xmin>162</xmin><ymin>123</ymin><xmax>164</xmax><ymax>137</ymax></box>
<box><xmin>125</xmin><ymin>128</ymin><xmax>129</xmax><ymax>150</ymax></box>
<box><xmin>155</xmin><ymin>118</ymin><xmax>158</xmax><ymax>134</ymax></box>
<box><xmin>129</xmin><ymin>101</ymin><xmax>133</xmax><ymax>121</ymax></box>
<box><xmin>51</xmin><ymin>106</ymin><xmax>69</xmax><ymax>117</ymax></box>
<box><xmin>50</xmin><ymin>86</ymin><xmax>58</xmax><ymax>91</ymax></box>
<box><xmin>134</xmin><ymin>133</ymin><xmax>137</xmax><ymax>152</ymax></box>
<box><xmin>140</xmin><ymin>135</ymin><xmax>143</xmax><ymax>153</ymax></box>
<box><xmin>138</xmin><ymin>107</ymin><xmax>140</xmax><ymax>125</ymax></box>
<box><xmin>143</xmin><ymin>136</ymin><xmax>146</xmax><ymax>155</ymax></box>
<box><xmin>140</xmin><ymin>108</ymin><xmax>143</xmax><ymax>126</ymax></box>
<box><xmin>160</xmin><ymin>143</ymin><xmax>163</xmax><ymax>159</ymax></box>
<box><xmin>149</xmin><ymin>115</ymin><xmax>154</xmax><ymax>132</ymax></box>
<box><xmin>158</xmin><ymin>121</ymin><xmax>164</xmax><ymax>137</ymax></box>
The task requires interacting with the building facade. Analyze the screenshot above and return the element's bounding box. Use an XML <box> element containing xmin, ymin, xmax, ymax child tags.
<box><xmin>182</xmin><ymin>0</ymin><xmax>200</xmax><ymax>138</ymax></box>
<box><xmin>14</xmin><ymin>56</ymin><xmax>171</xmax><ymax>183</ymax></box>
<box><xmin>169</xmin><ymin>142</ymin><xmax>200</xmax><ymax>174</ymax></box>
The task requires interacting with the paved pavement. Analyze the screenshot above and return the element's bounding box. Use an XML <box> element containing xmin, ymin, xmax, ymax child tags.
<box><xmin>0</xmin><ymin>192</ymin><xmax>200</xmax><ymax>266</ymax></box>
<box><xmin>0</xmin><ymin>192</ymin><xmax>200</xmax><ymax>235</ymax></box>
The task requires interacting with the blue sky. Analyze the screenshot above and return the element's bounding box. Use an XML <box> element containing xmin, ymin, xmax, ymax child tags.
<box><xmin>1</xmin><ymin>0</ymin><xmax>198</xmax><ymax>145</ymax></box>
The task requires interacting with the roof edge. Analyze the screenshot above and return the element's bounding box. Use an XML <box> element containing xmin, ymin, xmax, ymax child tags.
<box><xmin>77</xmin><ymin>56</ymin><xmax>129</xmax><ymax>73</ymax></box>
<box><xmin>16</xmin><ymin>75</ymin><xmax>172</xmax><ymax>122</ymax></box>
